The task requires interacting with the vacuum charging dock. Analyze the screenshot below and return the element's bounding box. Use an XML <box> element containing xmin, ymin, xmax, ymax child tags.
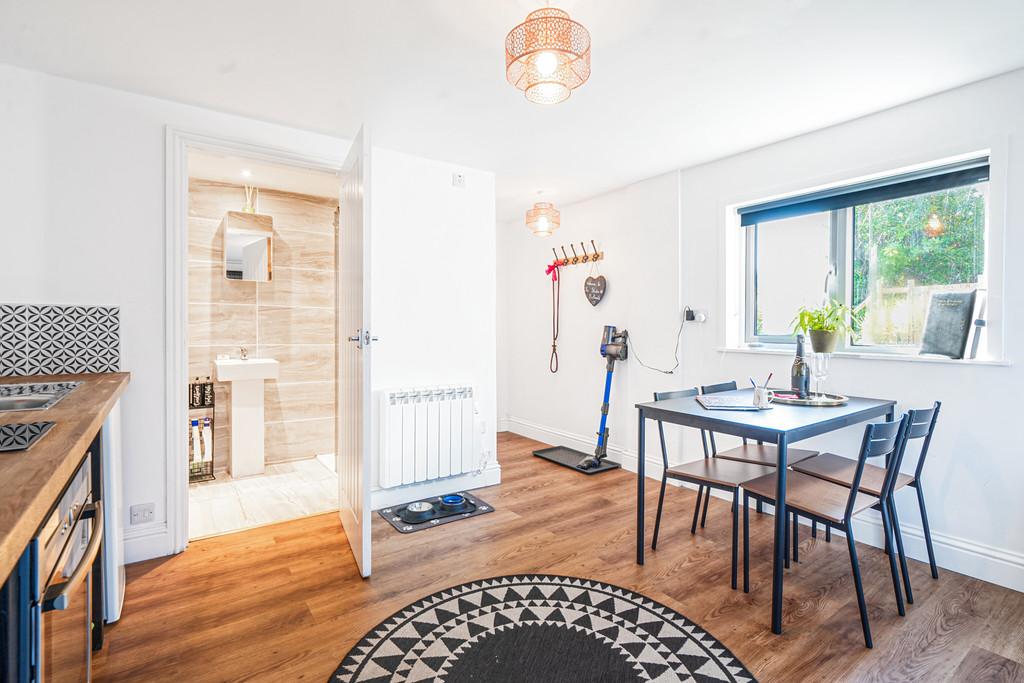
<box><xmin>533</xmin><ymin>446</ymin><xmax>620</xmax><ymax>474</ymax></box>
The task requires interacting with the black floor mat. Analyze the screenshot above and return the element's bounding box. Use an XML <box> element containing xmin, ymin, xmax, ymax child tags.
<box><xmin>377</xmin><ymin>492</ymin><xmax>494</xmax><ymax>534</ymax></box>
<box><xmin>533</xmin><ymin>445</ymin><xmax>621</xmax><ymax>474</ymax></box>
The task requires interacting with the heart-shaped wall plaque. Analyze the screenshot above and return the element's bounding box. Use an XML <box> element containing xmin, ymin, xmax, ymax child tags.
<box><xmin>584</xmin><ymin>276</ymin><xmax>607</xmax><ymax>306</ymax></box>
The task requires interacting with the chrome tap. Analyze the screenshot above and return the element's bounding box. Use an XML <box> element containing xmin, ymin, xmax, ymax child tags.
<box><xmin>240</xmin><ymin>347</ymin><xmax>248</xmax><ymax>361</ymax></box>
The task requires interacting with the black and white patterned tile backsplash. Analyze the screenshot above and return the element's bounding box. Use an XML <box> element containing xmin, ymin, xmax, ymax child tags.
<box><xmin>0</xmin><ymin>304</ymin><xmax>120</xmax><ymax>376</ymax></box>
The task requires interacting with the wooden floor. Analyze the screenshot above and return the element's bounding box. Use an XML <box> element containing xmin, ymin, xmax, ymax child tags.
<box><xmin>94</xmin><ymin>433</ymin><xmax>1024</xmax><ymax>682</ymax></box>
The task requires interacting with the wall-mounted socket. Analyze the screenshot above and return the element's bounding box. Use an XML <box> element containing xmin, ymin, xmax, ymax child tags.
<box><xmin>452</xmin><ymin>173</ymin><xmax>466</xmax><ymax>188</ymax></box>
<box><xmin>684</xmin><ymin>307</ymin><xmax>708</xmax><ymax>323</ymax></box>
<box><xmin>130</xmin><ymin>502</ymin><xmax>155</xmax><ymax>525</ymax></box>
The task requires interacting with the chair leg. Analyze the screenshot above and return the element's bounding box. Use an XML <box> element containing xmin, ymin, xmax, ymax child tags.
<box><xmin>756</xmin><ymin>499</ymin><xmax>763</xmax><ymax>515</ymax></box>
<box><xmin>690</xmin><ymin>485</ymin><xmax>704</xmax><ymax>534</ymax></box>
<box><xmin>743</xmin><ymin>492</ymin><xmax>750</xmax><ymax>593</ymax></box>
<box><xmin>652</xmin><ymin>476</ymin><xmax>668</xmax><ymax>550</ymax></box>
<box><xmin>916</xmin><ymin>484</ymin><xmax>939</xmax><ymax>579</ymax></box>
<box><xmin>845</xmin><ymin>524</ymin><xmax>873</xmax><ymax>649</ymax></box>
<box><xmin>733</xmin><ymin>489</ymin><xmax>741</xmax><ymax>589</ymax></box>
<box><xmin>785</xmin><ymin>511</ymin><xmax>791</xmax><ymax>569</ymax></box>
<box><xmin>826</xmin><ymin>523</ymin><xmax>831</xmax><ymax>543</ymax></box>
<box><xmin>879</xmin><ymin>500</ymin><xmax>906</xmax><ymax>617</ymax></box>
<box><xmin>792</xmin><ymin>512</ymin><xmax>799</xmax><ymax>563</ymax></box>
<box><xmin>700</xmin><ymin>487</ymin><xmax>710</xmax><ymax>528</ymax></box>
<box><xmin>812</xmin><ymin>519</ymin><xmax>817</xmax><ymax>538</ymax></box>
<box><xmin>889</xmin><ymin>496</ymin><xmax>913</xmax><ymax>604</ymax></box>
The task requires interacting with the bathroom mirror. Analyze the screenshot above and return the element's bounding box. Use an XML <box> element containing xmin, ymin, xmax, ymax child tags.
<box><xmin>222</xmin><ymin>211</ymin><xmax>273</xmax><ymax>281</ymax></box>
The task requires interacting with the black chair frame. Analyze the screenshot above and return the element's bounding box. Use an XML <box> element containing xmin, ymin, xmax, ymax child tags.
<box><xmin>742</xmin><ymin>416</ymin><xmax>909</xmax><ymax>649</ymax></box>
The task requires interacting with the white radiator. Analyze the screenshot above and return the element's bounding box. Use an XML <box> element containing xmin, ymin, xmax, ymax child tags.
<box><xmin>379</xmin><ymin>386</ymin><xmax>479</xmax><ymax>489</ymax></box>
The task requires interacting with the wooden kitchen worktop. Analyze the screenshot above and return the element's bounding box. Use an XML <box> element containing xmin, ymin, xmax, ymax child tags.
<box><xmin>0</xmin><ymin>372</ymin><xmax>130</xmax><ymax>580</ymax></box>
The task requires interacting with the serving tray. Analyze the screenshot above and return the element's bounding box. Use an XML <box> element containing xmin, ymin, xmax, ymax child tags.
<box><xmin>772</xmin><ymin>392</ymin><xmax>849</xmax><ymax>407</ymax></box>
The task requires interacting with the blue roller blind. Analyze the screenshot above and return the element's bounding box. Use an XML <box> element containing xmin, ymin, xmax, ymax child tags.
<box><xmin>738</xmin><ymin>157</ymin><xmax>989</xmax><ymax>227</ymax></box>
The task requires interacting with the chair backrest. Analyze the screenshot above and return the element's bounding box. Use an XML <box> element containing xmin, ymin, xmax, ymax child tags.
<box><xmin>699</xmin><ymin>380</ymin><xmax>746</xmax><ymax>450</ymax></box>
<box><xmin>653</xmin><ymin>388</ymin><xmax>700</xmax><ymax>470</ymax></box>
<box><xmin>901</xmin><ymin>401</ymin><xmax>941</xmax><ymax>482</ymax></box>
<box><xmin>701</xmin><ymin>380</ymin><xmax>738</xmax><ymax>395</ymax></box>
<box><xmin>845</xmin><ymin>416</ymin><xmax>909</xmax><ymax>520</ymax></box>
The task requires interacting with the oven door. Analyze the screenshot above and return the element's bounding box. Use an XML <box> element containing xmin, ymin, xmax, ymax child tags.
<box><xmin>39</xmin><ymin>502</ymin><xmax>102</xmax><ymax>683</ymax></box>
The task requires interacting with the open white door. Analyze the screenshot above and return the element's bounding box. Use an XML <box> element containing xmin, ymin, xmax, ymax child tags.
<box><xmin>337</xmin><ymin>126</ymin><xmax>373</xmax><ymax>577</ymax></box>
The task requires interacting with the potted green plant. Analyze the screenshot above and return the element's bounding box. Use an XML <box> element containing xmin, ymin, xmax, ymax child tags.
<box><xmin>792</xmin><ymin>299</ymin><xmax>861</xmax><ymax>353</ymax></box>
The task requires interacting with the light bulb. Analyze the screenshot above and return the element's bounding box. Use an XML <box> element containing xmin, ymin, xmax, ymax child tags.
<box><xmin>537</xmin><ymin>216</ymin><xmax>550</xmax><ymax>230</ymax></box>
<box><xmin>240</xmin><ymin>169</ymin><xmax>253</xmax><ymax>178</ymax></box>
<box><xmin>534</xmin><ymin>51</ymin><xmax>559</xmax><ymax>77</ymax></box>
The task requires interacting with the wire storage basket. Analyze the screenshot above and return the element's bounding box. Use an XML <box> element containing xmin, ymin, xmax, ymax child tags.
<box><xmin>188</xmin><ymin>378</ymin><xmax>216</xmax><ymax>483</ymax></box>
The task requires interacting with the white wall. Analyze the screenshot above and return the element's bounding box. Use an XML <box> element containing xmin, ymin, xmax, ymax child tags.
<box><xmin>500</xmin><ymin>68</ymin><xmax>1024</xmax><ymax>591</ymax></box>
<box><xmin>369</xmin><ymin>148</ymin><xmax>499</xmax><ymax>507</ymax></box>
<box><xmin>499</xmin><ymin>172</ymin><xmax>684</xmax><ymax>463</ymax></box>
<box><xmin>0</xmin><ymin>64</ymin><xmax>350</xmax><ymax>562</ymax></box>
<box><xmin>0</xmin><ymin>64</ymin><xmax>500</xmax><ymax>562</ymax></box>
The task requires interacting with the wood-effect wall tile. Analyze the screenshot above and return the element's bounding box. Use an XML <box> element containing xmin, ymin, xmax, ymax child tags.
<box><xmin>257</xmin><ymin>345</ymin><xmax>334</xmax><ymax>383</ymax></box>
<box><xmin>188</xmin><ymin>263</ymin><xmax>256</xmax><ymax>305</ymax></box>
<box><xmin>258</xmin><ymin>307</ymin><xmax>334</xmax><ymax>345</ymax></box>
<box><xmin>265</xmin><ymin>418</ymin><xmax>335</xmax><ymax>464</ymax></box>
<box><xmin>265</xmin><ymin>381</ymin><xmax>335</xmax><ymax>422</ymax></box>
<box><xmin>188</xmin><ymin>304</ymin><xmax>257</xmax><ymax>347</ymax></box>
<box><xmin>258</xmin><ymin>267</ymin><xmax>334</xmax><ymax>309</ymax></box>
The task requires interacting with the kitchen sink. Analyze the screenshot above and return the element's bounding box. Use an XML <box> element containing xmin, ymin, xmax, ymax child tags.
<box><xmin>0</xmin><ymin>382</ymin><xmax>81</xmax><ymax>412</ymax></box>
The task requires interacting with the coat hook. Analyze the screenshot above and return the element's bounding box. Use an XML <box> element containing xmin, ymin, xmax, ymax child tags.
<box><xmin>552</xmin><ymin>247</ymin><xmax>559</xmax><ymax>262</ymax></box>
<box><xmin>580</xmin><ymin>241</ymin><xmax>589</xmax><ymax>262</ymax></box>
<box><xmin>569</xmin><ymin>243</ymin><xmax>579</xmax><ymax>264</ymax></box>
<box><xmin>591</xmin><ymin>239</ymin><xmax>601</xmax><ymax>261</ymax></box>
<box><xmin>561</xmin><ymin>245</ymin><xmax>569</xmax><ymax>264</ymax></box>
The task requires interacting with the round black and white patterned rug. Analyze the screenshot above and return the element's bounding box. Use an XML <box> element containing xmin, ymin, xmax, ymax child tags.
<box><xmin>333</xmin><ymin>575</ymin><xmax>756</xmax><ymax>682</ymax></box>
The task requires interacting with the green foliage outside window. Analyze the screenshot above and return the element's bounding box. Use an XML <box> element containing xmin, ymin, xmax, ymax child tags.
<box><xmin>852</xmin><ymin>186</ymin><xmax>985</xmax><ymax>304</ymax></box>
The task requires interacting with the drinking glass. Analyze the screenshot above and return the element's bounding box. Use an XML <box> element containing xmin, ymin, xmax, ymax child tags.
<box><xmin>811</xmin><ymin>352</ymin><xmax>831</xmax><ymax>396</ymax></box>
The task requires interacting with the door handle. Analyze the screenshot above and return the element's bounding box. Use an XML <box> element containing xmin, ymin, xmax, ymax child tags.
<box><xmin>42</xmin><ymin>502</ymin><xmax>103</xmax><ymax>612</ymax></box>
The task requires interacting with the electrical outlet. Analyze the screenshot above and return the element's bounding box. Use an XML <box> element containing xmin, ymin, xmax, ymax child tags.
<box><xmin>452</xmin><ymin>173</ymin><xmax>466</xmax><ymax>188</ymax></box>
<box><xmin>130</xmin><ymin>503</ymin><xmax>155</xmax><ymax>526</ymax></box>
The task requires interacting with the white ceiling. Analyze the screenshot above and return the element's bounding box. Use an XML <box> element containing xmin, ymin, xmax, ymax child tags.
<box><xmin>2</xmin><ymin>0</ymin><xmax>1023</xmax><ymax>221</ymax></box>
<box><xmin>188</xmin><ymin>150</ymin><xmax>341</xmax><ymax>197</ymax></box>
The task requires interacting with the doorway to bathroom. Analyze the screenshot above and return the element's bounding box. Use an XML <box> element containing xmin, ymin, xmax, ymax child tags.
<box><xmin>183</xmin><ymin>148</ymin><xmax>342</xmax><ymax>540</ymax></box>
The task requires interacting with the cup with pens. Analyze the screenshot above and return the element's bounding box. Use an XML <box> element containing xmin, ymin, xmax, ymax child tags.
<box><xmin>750</xmin><ymin>374</ymin><xmax>774</xmax><ymax>409</ymax></box>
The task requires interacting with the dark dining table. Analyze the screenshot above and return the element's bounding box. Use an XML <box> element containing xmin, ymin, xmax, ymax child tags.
<box><xmin>634</xmin><ymin>388</ymin><xmax>896</xmax><ymax>634</ymax></box>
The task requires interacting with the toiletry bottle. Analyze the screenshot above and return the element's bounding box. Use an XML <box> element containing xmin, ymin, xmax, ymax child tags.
<box><xmin>191</xmin><ymin>419</ymin><xmax>201</xmax><ymax>463</ymax></box>
<box><xmin>791</xmin><ymin>334</ymin><xmax>811</xmax><ymax>399</ymax></box>
<box><xmin>201</xmin><ymin>417</ymin><xmax>212</xmax><ymax>462</ymax></box>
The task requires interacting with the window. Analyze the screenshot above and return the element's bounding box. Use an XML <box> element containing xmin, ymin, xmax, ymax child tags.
<box><xmin>741</xmin><ymin>157</ymin><xmax>989</xmax><ymax>353</ymax></box>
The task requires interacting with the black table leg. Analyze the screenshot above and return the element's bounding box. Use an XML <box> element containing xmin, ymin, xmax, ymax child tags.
<box><xmin>637</xmin><ymin>409</ymin><xmax>646</xmax><ymax>565</ymax></box>
<box><xmin>771</xmin><ymin>433</ymin><xmax>788</xmax><ymax>634</ymax></box>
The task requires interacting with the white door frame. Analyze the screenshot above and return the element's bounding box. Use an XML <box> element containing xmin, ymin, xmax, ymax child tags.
<box><xmin>164</xmin><ymin>126</ymin><xmax>343</xmax><ymax>552</ymax></box>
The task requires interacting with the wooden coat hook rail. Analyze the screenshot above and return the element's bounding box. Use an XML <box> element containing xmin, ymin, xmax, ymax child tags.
<box><xmin>552</xmin><ymin>240</ymin><xmax>604</xmax><ymax>267</ymax></box>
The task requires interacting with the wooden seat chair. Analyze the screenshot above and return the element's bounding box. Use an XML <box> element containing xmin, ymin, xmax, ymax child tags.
<box><xmin>693</xmin><ymin>381</ymin><xmax>819</xmax><ymax>528</ymax></box>
<box><xmin>791</xmin><ymin>402</ymin><xmax>942</xmax><ymax>604</ymax></box>
<box><xmin>651</xmin><ymin>389</ymin><xmax>775</xmax><ymax>589</ymax></box>
<box><xmin>741</xmin><ymin>416</ymin><xmax>910</xmax><ymax>649</ymax></box>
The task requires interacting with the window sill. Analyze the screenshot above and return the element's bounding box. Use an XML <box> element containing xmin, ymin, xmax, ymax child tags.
<box><xmin>718</xmin><ymin>345</ymin><xmax>1011</xmax><ymax>367</ymax></box>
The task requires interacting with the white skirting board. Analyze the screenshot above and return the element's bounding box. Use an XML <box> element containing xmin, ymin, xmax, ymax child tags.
<box><xmin>502</xmin><ymin>416</ymin><xmax>1024</xmax><ymax>593</ymax></box>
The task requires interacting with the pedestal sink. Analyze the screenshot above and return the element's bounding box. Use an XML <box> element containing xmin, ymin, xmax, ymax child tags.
<box><xmin>214</xmin><ymin>358</ymin><xmax>279</xmax><ymax>478</ymax></box>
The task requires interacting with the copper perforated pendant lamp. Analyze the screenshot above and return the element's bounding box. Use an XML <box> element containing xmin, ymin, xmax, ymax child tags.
<box><xmin>505</xmin><ymin>7</ymin><xmax>591</xmax><ymax>104</ymax></box>
<box><xmin>526</xmin><ymin>202</ymin><xmax>560</xmax><ymax>236</ymax></box>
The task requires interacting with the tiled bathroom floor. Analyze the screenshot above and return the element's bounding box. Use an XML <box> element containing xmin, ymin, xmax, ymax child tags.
<box><xmin>188</xmin><ymin>456</ymin><xmax>338</xmax><ymax>540</ymax></box>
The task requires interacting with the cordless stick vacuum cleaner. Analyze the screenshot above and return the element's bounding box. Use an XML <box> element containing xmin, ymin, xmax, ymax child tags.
<box><xmin>577</xmin><ymin>325</ymin><xmax>628</xmax><ymax>470</ymax></box>
<box><xmin>532</xmin><ymin>325</ymin><xmax>627</xmax><ymax>474</ymax></box>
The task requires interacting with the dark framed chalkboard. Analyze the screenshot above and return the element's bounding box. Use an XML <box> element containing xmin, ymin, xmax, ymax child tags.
<box><xmin>919</xmin><ymin>290</ymin><xmax>977</xmax><ymax>359</ymax></box>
